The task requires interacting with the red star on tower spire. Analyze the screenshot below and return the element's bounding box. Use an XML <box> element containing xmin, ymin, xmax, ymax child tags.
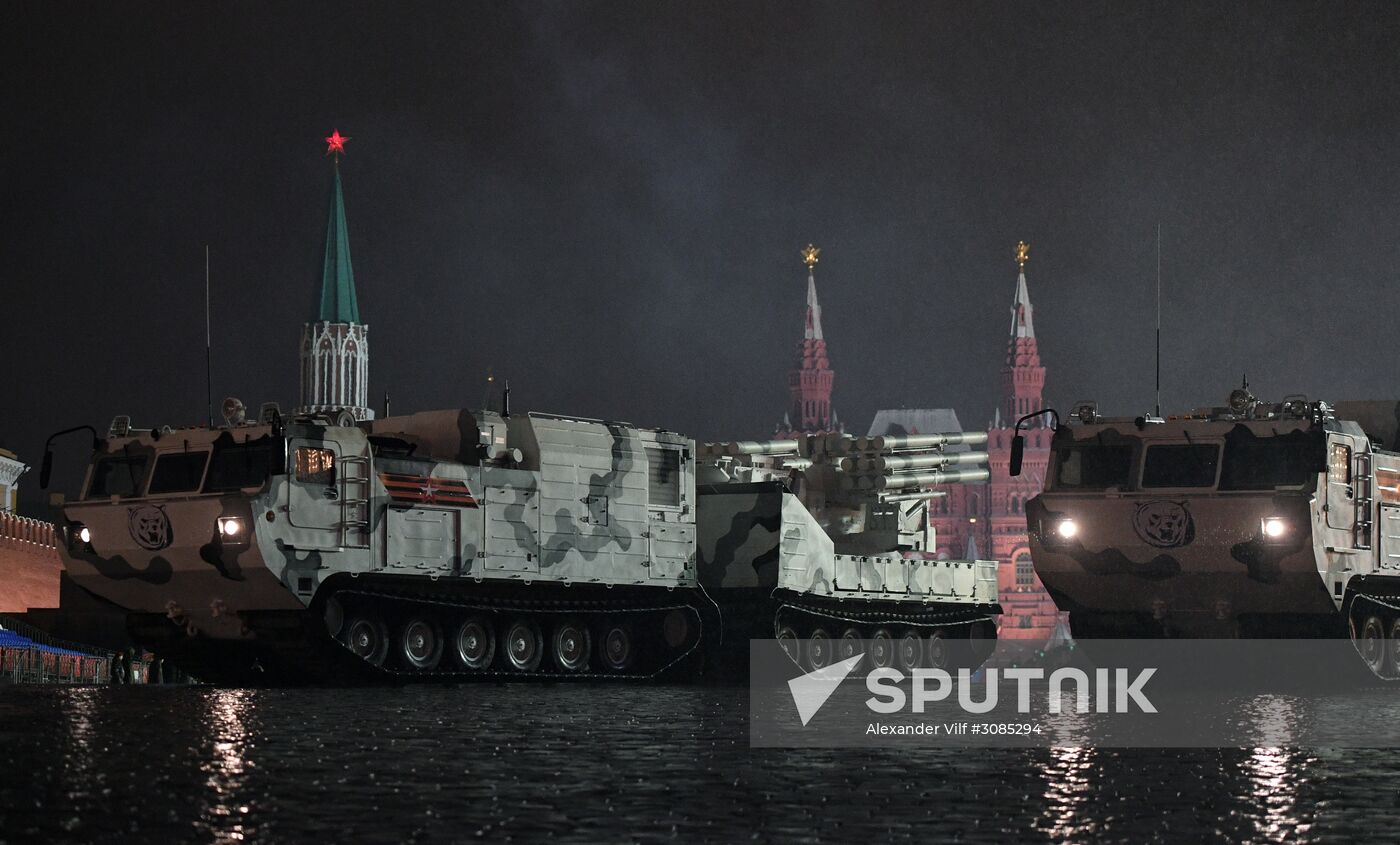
<box><xmin>325</xmin><ymin>129</ymin><xmax>349</xmax><ymax>158</ymax></box>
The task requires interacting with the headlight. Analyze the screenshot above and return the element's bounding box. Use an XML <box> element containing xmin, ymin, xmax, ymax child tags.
<box><xmin>218</xmin><ymin>517</ymin><xmax>245</xmax><ymax>538</ymax></box>
<box><xmin>1056</xmin><ymin>518</ymin><xmax>1079</xmax><ymax>539</ymax></box>
<box><xmin>1261</xmin><ymin>517</ymin><xmax>1287</xmax><ymax>539</ymax></box>
<box><xmin>77</xmin><ymin>525</ymin><xmax>91</xmax><ymax>544</ymax></box>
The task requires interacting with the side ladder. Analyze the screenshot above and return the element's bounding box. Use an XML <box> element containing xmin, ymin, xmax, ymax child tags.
<box><xmin>339</xmin><ymin>454</ymin><xmax>372</xmax><ymax>549</ymax></box>
<box><xmin>1355</xmin><ymin>451</ymin><xmax>1373</xmax><ymax>550</ymax></box>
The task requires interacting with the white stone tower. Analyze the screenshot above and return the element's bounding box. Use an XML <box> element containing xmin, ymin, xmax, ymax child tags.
<box><xmin>299</xmin><ymin>130</ymin><xmax>373</xmax><ymax>421</ymax></box>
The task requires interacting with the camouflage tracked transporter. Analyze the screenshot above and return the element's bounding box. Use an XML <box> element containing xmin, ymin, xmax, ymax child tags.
<box><xmin>699</xmin><ymin>431</ymin><xmax>999</xmax><ymax>672</ymax></box>
<box><xmin>1015</xmin><ymin>389</ymin><xmax>1400</xmax><ymax>675</ymax></box>
<box><xmin>46</xmin><ymin>406</ymin><xmax>1000</xmax><ymax>684</ymax></box>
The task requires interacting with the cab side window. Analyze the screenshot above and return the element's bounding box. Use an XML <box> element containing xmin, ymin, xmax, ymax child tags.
<box><xmin>295</xmin><ymin>447</ymin><xmax>336</xmax><ymax>485</ymax></box>
<box><xmin>1329</xmin><ymin>444</ymin><xmax>1351</xmax><ymax>485</ymax></box>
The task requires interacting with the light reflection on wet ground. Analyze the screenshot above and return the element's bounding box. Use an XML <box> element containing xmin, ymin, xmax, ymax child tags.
<box><xmin>3</xmin><ymin>684</ymin><xmax>1400</xmax><ymax>842</ymax></box>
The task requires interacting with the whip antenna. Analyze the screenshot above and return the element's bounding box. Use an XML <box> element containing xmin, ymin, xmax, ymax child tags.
<box><xmin>1155</xmin><ymin>224</ymin><xmax>1162</xmax><ymax>418</ymax></box>
<box><xmin>205</xmin><ymin>244</ymin><xmax>213</xmax><ymax>428</ymax></box>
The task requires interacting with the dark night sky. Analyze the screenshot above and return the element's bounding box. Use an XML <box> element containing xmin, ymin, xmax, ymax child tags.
<box><xmin>5</xmin><ymin>1</ymin><xmax>1400</xmax><ymax>505</ymax></box>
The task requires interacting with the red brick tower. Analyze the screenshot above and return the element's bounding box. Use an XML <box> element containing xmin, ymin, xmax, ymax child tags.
<box><xmin>776</xmin><ymin>244</ymin><xmax>841</xmax><ymax>437</ymax></box>
<box><xmin>985</xmin><ymin>242</ymin><xmax>1061</xmax><ymax>640</ymax></box>
<box><xmin>1002</xmin><ymin>240</ymin><xmax>1046</xmax><ymax>422</ymax></box>
<box><xmin>908</xmin><ymin>243</ymin><xmax>1062</xmax><ymax>641</ymax></box>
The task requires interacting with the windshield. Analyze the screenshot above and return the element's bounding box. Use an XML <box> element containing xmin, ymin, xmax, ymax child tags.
<box><xmin>86</xmin><ymin>454</ymin><xmax>150</xmax><ymax>499</ymax></box>
<box><xmin>1142</xmin><ymin>443</ymin><xmax>1221</xmax><ymax>488</ymax></box>
<box><xmin>1219</xmin><ymin>427</ymin><xmax>1322</xmax><ymax>491</ymax></box>
<box><xmin>148</xmin><ymin>451</ymin><xmax>210</xmax><ymax>495</ymax></box>
<box><xmin>1053</xmin><ymin>441</ymin><xmax>1134</xmax><ymax>490</ymax></box>
<box><xmin>204</xmin><ymin>439</ymin><xmax>275</xmax><ymax>492</ymax></box>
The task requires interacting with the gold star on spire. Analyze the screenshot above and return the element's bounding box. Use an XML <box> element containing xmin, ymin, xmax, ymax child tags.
<box><xmin>801</xmin><ymin>244</ymin><xmax>821</xmax><ymax>269</ymax></box>
<box><xmin>1015</xmin><ymin>240</ymin><xmax>1030</xmax><ymax>270</ymax></box>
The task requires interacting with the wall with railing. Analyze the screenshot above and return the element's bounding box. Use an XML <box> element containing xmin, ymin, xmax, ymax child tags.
<box><xmin>0</xmin><ymin>614</ymin><xmax>113</xmax><ymax>685</ymax></box>
<box><xmin>0</xmin><ymin>511</ymin><xmax>57</xmax><ymax>549</ymax></box>
<box><xmin>0</xmin><ymin>645</ymin><xmax>110</xmax><ymax>685</ymax></box>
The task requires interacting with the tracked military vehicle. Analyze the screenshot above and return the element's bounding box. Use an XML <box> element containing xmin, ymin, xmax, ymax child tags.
<box><xmin>699</xmin><ymin>432</ymin><xmax>1001</xmax><ymax>673</ymax></box>
<box><xmin>1014</xmin><ymin>389</ymin><xmax>1400</xmax><ymax>676</ymax></box>
<box><xmin>47</xmin><ymin>406</ymin><xmax>1000</xmax><ymax>684</ymax></box>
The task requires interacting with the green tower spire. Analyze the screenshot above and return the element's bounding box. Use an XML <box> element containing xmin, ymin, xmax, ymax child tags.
<box><xmin>316</xmin><ymin>162</ymin><xmax>360</xmax><ymax>323</ymax></box>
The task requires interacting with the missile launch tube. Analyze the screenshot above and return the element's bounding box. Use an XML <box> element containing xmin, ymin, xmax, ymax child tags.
<box><xmin>878</xmin><ymin>490</ymin><xmax>950</xmax><ymax>503</ymax></box>
<box><xmin>867</xmin><ymin>431</ymin><xmax>989</xmax><ymax>452</ymax></box>
<box><xmin>824</xmin><ymin>433</ymin><xmax>857</xmax><ymax>454</ymax></box>
<box><xmin>874</xmin><ymin>467</ymin><xmax>992</xmax><ymax>490</ymax></box>
<box><xmin>725</xmin><ymin>440</ymin><xmax>800</xmax><ymax>456</ymax></box>
<box><xmin>865</xmin><ymin>451</ymin><xmax>990</xmax><ymax>473</ymax></box>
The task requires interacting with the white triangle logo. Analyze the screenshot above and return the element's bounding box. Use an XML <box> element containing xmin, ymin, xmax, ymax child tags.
<box><xmin>787</xmin><ymin>653</ymin><xmax>864</xmax><ymax>726</ymax></box>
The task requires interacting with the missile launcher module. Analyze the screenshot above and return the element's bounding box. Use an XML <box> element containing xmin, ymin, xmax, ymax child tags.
<box><xmin>699</xmin><ymin>431</ymin><xmax>999</xmax><ymax>670</ymax></box>
<box><xmin>50</xmin><ymin>406</ymin><xmax>1000</xmax><ymax>684</ymax></box>
<box><xmin>1021</xmin><ymin>389</ymin><xmax>1400</xmax><ymax>676</ymax></box>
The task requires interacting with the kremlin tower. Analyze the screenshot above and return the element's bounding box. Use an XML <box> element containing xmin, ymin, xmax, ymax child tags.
<box><xmin>1001</xmin><ymin>240</ymin><xmax>1046</xmax><ymax>423</ymax></box>
<box><xmin>872</xmin><ymin>242</ymin><xmax>1063</xmax><ymax>642</ymax></box>
<box><xmin>298</xmin><ymin>130</ymin><xmax>373</xmax><ymax>422</ymax></box>
<box><xmin>981</xmin><ymin>242</ymin><xmax>1059</xmax><ymax>641</ymax></box>
<box><xmin>775</xmin><ymin>244</ymin><xmax>841</xmax><ymax>437</ymax></box>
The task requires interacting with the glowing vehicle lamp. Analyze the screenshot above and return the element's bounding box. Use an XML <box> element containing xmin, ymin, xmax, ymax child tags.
<box><xmin>1261</xmin><ymin>517</ymin><xmax>1288</xmax><ymax>540</ymax></box>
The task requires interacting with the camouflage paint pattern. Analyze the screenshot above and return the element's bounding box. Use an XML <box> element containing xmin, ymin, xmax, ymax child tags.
<box><xmin>697</xmin><ymin>483</ymin><xmax>997</xmax><ymax>606</ymax></box>
<box><xmin>57</xmin><ymin>407</ymin><xmax>998</xmax><ymax>648</ymax></box>
<box><xmin>1028</xmin><ymin>400</ymin><xmax>1400</xmax><ymax>635</ymax></box>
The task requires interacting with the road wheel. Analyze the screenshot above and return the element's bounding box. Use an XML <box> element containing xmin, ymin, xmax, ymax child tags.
<box><xmin>454</xmin><ymin>617</ymin><xmax>495</xmax><ymax>671</ymax></box>
<box><xmin>870</xmin><ymin>628</ymin><xmax>894</xmax><ymax>669</ymax></box>
<box><xmin>807</xmin><ymin>628</ymin><xmax>832</xmax><ymax>671</ymax></box>
<box><xmin>777</xmin><ymin>624</ymin><xmax>800</xmax><ymax>663</ymax></box>
<box><xmin>503</xmin><ymin>619</ymin><xmax>543</xmax><ymax>672</ymax></box>
<box><xmin>926</xmin><ymin>628</ymin><xmax>951</xmax><ymax>670</ymax></box>
<box><xmin>1386</xmin><ymin>617</ymin><xmax>1400</xmax><ymax>678</ymax></box>
<box><xmin>400</xmin><ymin>618</ymin><xmax>443</xmax><ymax>670</ymax></box>
<box><xmin>837</xmin><ymin>628</ymin><xmax>863</xmax><ymax>665</ymax></box>
<box><xmin>897</xmin><ymin>630</ymin><xmax>923</xmax><ymax>671</ymax></box>
<box><xmin>1359</xmin><ymin>613</ymin><xmax>1387</xmax><ymax>676</ymax></box>
<box><xmin>345</xmin><ymin>616</ymin><xmax>389</xmax><ymax>667</ymax></box>
<box><xmin>552</xmin><ymin>620</ymin><xmax>592</xmax><ymax>672</ymax></box>
<box><xmin>323</xmin><ymin>597</ymin><xmax>345</xmax><ymax>639</ymax></box>
<box><xmin>601</xmin><ymin>625</ymin><xmax>634</xmax><ymax>672</ymax></box>
<box><xmin>663</xmin><ymin>609</ymin><xmax>692</xmax><ymax>649</ymax></box>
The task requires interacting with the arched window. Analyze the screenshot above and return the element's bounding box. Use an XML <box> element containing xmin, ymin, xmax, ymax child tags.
<box><xmin>345</xmin><ymin>342</ymin><xmax>359</xmax><ymax>407</ymax></box>
<box><xmin>319</xmin><ymin>339</ymin><xmax>334</xmax><ymax>405</ymax></box>
<box><xmin>1015</xmin><ymin>552</ymin><xmax>1036</xmax><ymax>590</ymax></box>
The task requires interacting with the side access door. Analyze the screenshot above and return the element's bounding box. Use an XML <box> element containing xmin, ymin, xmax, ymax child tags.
<box><xmin>1325</xmin><ymin>435</ymin><xmax>1360</xmax><ymax>541</ymax></box>
<box><xmin>645</xmin><ymin>444</ymin><xmax>693</xmax><ymax>581</ymax></box>
<box><xmin>482</xmin><ymin>485</ymin><xmax>540</xmax><ymax>573</ymax></box>
<box><xmin>285</xmin><ymin>437</ymin><xmax>346</xmax><ymax>551</ymax></box>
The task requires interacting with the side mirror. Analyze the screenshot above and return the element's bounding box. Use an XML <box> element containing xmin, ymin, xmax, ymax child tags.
<box><xmin>1009</xmin><ymin>435</ymin><xmax>1025</xmax><ymax>477</ymax></box>
<box><xmin>39</xmin><ymin>450</ymin><xmax>53</xmax><ymax>490</ymax></box>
